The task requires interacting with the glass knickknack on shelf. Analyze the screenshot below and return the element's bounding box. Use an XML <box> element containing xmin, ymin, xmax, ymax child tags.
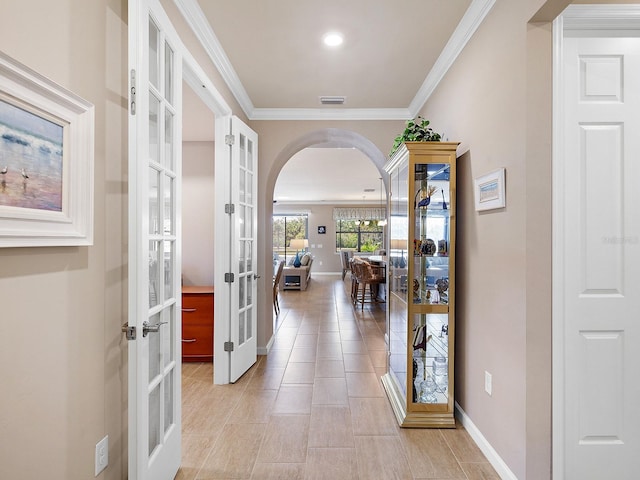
<box><xmin>382</xmin><ymin>141</ymin><xmax>459</xmax><ymax>428</ymax></box>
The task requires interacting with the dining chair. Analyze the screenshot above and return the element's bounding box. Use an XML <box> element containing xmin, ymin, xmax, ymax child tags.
<box><xmin>273</xmin><ymin>260</ymin><xmax>285</xmax><ymax>315</ymax></box>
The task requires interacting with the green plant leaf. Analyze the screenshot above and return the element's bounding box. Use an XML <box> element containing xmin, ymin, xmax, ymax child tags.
<box><xmin>389</xmin><ymin>117</ymin><xmax>443</xmax><ymax>156</ymax></box>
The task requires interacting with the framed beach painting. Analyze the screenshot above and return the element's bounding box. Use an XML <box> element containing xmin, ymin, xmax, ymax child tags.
<box><xmin>0</xmin><ymin>51</ymin><xmax>94</xmax><ymax>247</ymax></box>
<box><xmin>474</xmin><ymin>168</ymin><xmax>506</xmax><ymax>212</ymax></box>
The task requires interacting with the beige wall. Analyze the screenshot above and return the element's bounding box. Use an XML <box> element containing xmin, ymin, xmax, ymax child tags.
<box><xmin>0</xmin><ymin>1</ymin><xmax>128</xmax><ymax>478</ymax></box>
<box><xmin>182</xmin><ymin>141</ymin><xmax>215</xmax><ymax>286</ymax></box>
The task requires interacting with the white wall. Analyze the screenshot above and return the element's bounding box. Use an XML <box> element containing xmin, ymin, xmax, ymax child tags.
<box><xmin>182</xmin><ymin>141</ymin><xmax>215</xmax><ymax>286</ymax></box>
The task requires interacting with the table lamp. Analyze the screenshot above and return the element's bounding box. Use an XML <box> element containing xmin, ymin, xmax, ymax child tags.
<box><xmin>289</xmin><ymin>238</ymin><xmax>309</xmax><ymax>267</ymax></box>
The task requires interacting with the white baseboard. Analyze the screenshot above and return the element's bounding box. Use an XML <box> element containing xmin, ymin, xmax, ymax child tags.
<box><xmin>257</xmin><ymin>333</ymin><xmax>275</xmax><ymax>356</ymax></box>
<box><xmin>455</xmin><ymin>401</ymin><xmax>518</xmax><ymax>480</ymax></box>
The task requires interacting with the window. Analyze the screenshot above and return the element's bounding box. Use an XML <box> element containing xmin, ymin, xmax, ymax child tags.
<box><xmin>273</xmin><ymin>214</ymin><xmax>308</xmax><ymax>267</ymax></box>
<box><xmin>335</xmin><ymin>219</ymin><xmax>383</xmax><ymax>253</ymax></box>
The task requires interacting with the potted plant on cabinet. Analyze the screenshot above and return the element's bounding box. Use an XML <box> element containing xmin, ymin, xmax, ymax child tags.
<box><xmin>389</xmin><ymin>116</ymin><xmax>442</xmax><ymax>157</ymax></box>
<box><xmin>390</xmin><ymin>116</ymin><xmax>446</xmax><ymax>208</ymax></box>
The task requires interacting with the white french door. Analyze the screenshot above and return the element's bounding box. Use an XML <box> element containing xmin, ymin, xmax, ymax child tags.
<box><xmin>128</xmin><ymin>0</ymin><xmax>182</xmax><ymax>478</ymax></box>
<box><xmin>554</xmin><ymin>7</ymin><xmax>640</xmax><ymax>479</ymax></box>
<box><xmin>214</xmin><ymin>115</ymin><xmax>259</xmax><ymax>384</ymax></box>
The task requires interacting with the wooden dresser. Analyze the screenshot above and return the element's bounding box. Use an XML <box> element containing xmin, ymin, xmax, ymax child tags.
<box><xmin>181</xmin><ymin>286</ymin><xmax>214</xmax><ymax>362</ymax></box>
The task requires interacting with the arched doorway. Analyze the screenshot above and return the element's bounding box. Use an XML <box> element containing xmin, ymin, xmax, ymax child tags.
<box><xmin>264</xmin><ymin>128</ymin><xmax>388</xmax><ymax>336</ymax></box>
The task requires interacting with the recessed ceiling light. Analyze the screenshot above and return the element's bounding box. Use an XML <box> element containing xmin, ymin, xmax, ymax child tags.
<box><xmin>323</xmin><ymin>32</ymin><xmax>343</xmax><ymax>47</ymax></box>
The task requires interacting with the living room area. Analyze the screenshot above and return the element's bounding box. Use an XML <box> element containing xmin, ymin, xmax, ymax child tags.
<box><xmin>272</xmin><ymin>146</ymin><xmax>387</xmax><ymax>291</ymax></box>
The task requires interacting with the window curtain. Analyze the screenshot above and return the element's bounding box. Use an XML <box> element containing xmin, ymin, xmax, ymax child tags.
<box><xmin>333</xmin><ymin>207</ymin><xmax>386</xmax><ymax>221</ymax></box>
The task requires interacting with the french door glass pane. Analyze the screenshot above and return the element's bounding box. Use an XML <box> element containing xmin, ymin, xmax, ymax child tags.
<box><xmin>149</xmin><ymin>383</ymin><xmax>160</xmax><ymax>457</ymax></box>
<box><xmin>149</xmin><ymin>312</ymin><xmax>161</xmax><ymax>379</ymax></box>
<box><xmin>164</xmin><ymin>368</ymin><xmax>174</xmax><ymax>434</ymax></box>
<box><xmin>162</xmin><ymin>306</ymin><xmax>174</xmax><ymax>368</ymax></box>
<box><xmin>247</xmin><ymin>240</ymin><xmax>253</xmax><ymax>272</ymax></box>
<box><xmin>247</xmin><ymin>139</ymin><xmax>253</xmax><ymax>169</ymax></box>
<box><xmin>165</xmin><ymin>109</ymin><xmax>174</xmax><ymax>170</ymax></box>
<box><xmin>164</xmin><ymin>42</ymin><xmax>173</xmax><ymax>105</ymax></box>
<box><xmin>149</xmin><ymin>93</ymin><xmax>160</xmax><ymax>164</ymax></box>
<box><xmin>247</xmin><ymin>276</ymin><xmax>253</xmax><ymax>307</ymax></box>
<box><xmin>239</xmin><ymin>135</ymin><xmax>246</xmax><ymax>167</ymax></box>
<box><xmin>163</xmin><ymin>174</ymin><xmax>173</xmax><ymax>235</ymax></box>
<box><xmin>246</xmin><ymin>206</ymin><xmax>253</xmax><ymax>237</ymax></box>
<box><xmin>246</xmin><ymin>306</ymin><xmax>253</xmax><ymax>339</ymax></box>
<box><xmin>149</xmin><ymin>241</ymin><xmax>160</xmax><ymax>308</ymax></box>
<box><xmin>240</xmin><ymin>205</ymin><xmax>246</xmax><ymax>238</ymax></box>
<box><xmin>149</xmin><ymin>167</ymin><xmax>159</xmax><ymax>235</ymax></box>
<box><xmin>239</xmin><ymin>276</ymin><xmax>245</xmax><ymax>309</ymax></box>
<box><xmin>164</xmin><ymin>240</ymin><xmax>173</xmax><ymax>300</ymax></box>
<box><xmin>239</xmin><ymin>311</ymin><xmax>245</xmax><ymax>344</ymax></box>
<box><xmin>238</xmin><ymin>240</ymin><xmax>245</xmax><ymax>274</ymax></box>
<box><xmin>247</xmin><ymin>171</ymin><xmax>253</xmax><ymax>203</ymax></box>
<box><xmin>148</xmin><ymin>18</ymin><xmax>160</xmax><ymax>89</ymax></box>
<box><xmin>239</xmin><ymin>168</ymin><xmax>245</xmax><ymax>202</ymax></box>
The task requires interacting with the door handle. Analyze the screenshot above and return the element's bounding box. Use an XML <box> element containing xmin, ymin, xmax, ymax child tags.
<box><xmin>142</xmin><ymin>320</ymin><xmax>168</xmax><ymax>337</ymax></box>
<box><xmin>253</xmin><ymin>273</ymin><xmax>261</xmax><ymax>279</ymax></box>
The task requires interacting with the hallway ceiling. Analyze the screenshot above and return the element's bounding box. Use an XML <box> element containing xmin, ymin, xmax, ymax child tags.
<box><xmin>180</xmin><ymin>0</ymin><xmax>493</xmax><ymax>202</ymax></box>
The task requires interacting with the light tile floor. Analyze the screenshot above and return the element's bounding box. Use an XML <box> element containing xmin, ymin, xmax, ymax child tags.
<box><xmin>178</xmin><ymin>275</ymin><xmax>499</xmax><ymax>480</ymax></box>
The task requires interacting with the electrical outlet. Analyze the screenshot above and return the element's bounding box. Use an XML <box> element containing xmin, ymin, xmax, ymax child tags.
<box><xmin>95</xmin><ymin>435</ymin><xmax>108</xmax><ymax>476</ymax></box>
<box><xmin>484</xmin><ymin>371</ymin><xmax>492</xmax><ymax>396</ymax></box>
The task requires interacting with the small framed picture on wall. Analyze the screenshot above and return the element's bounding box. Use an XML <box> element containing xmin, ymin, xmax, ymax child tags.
<box><xmin>318</xmin><ymin>226</ymin><xmax>326</xmax><ymax>234</ymax></box>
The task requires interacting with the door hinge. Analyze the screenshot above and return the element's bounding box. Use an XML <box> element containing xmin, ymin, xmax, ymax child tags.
<box><xmin>224</xmin><ymin>272</ymin><xmax>235</xmax><ymax>283</ymax></box>
<box><xmin>130</xmin><ymin>69</ymin><xmax>136</xmax><ymax>116</ymax></box>
<box><xmin>225</xmin><ymin>203</ymin><xmax>235</xmax><ymax>214</ymax></box>
<box><xmin>225</xmin><ymin>134</ymin><xmax>235</xmax><ymax>146</ymax></box>
<box><xmin>121</xmin><ymin>323</ymin><xmax>136</xmax><ymax>340</ymax></box>
<box><xmin>224</xmin><ymin>341</ymin><xmax>234</xmax><ymax>352</ymax></box>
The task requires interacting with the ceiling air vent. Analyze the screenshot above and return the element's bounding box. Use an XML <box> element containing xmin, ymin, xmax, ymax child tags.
<box><xmin>320</xmin><ymin>96</ymin><xmax>346</xmax><ymax>105</ymax></box>
<box><xmin>364</xmin><ymin>188</ymin><xmax>375</xmax><ymax>193</ymax></box>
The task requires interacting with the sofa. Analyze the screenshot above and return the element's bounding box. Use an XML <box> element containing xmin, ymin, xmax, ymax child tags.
<box><xmin>280</xmin><ymin>253</ymin><xmax>313</xmax><ymax>291</ymax></box>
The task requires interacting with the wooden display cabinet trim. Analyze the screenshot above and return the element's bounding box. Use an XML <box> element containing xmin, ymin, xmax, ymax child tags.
<box><xmin>182</xmin><ymin>285</ymin><xmax>214</xmax><ymax>295</ymax></box>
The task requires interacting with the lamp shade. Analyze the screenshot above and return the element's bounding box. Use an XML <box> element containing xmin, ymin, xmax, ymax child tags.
<box><xmin>290</xmin><ymin>238</ymin><xmax>308</xmax><ymax>250</ymax></box>
<box><xmin>390</xmin><ymin>239</ymin><xmax>407</xmax><ymax>250</ymax></box>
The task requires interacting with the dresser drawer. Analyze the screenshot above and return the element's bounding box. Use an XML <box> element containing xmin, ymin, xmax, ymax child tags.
<box><xmin>182</xmin><ymin>323</ymin><xmax>213</xmax><ymax>359</ymax></box>
<box><xmin>181</xmin><ymin>287</ymin><xmax>214</xmax><ymax>362</ymax></box>
<box><xmin>182</xmin><ymin>294</ymin><xmax>213</xmax><ymax>325</ymax></box>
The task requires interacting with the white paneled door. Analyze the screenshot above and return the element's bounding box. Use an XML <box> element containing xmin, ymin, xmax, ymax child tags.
<box><xmin>555</xmin><ymin>10</ymin><xmax>640</xmax><ymax>479</ymax></box>
<box><xmin>128</xmin><ymin>0</ymin><xmax>182</xmax><ymax>478</ymax></box>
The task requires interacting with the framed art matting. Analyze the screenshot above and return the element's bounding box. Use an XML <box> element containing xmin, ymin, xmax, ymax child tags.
<box><xmin>0</xmin><ymin>51</ymin><xmax>94</xmax><ymax>247</ymax></box>
<box><xmin>474</xmin><ymin>168</ymin><xmax>506</xmax><ymax>212</ymax></box>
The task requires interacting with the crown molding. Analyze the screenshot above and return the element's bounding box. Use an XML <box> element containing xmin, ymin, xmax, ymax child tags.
<box><xmin>562</xmin><ymin>4</ymin><xmax>640</xmax><ymax>30</ymax></box>
<box><xmin>408</xmin><ymin>0</ymin><xmax>496</xmax><ymax>116</ymax></box>
<box><xmin>173</xmin><ymin>0</ymin><xmax>255</xmax><ymax>115</ymax></box>
<box><xmin>174</xmin><ymin>0</ymin><xmax>494</xmax><ymax>121</ymax></box>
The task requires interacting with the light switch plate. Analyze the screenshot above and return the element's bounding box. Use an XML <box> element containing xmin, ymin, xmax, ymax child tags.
<box><xmin>484</xmin><ymin>371</ymin><xmax>492</xmax><ymax>396</ymax></box>
<box><xmin>95</xmin><ymin>435</ymin><xmax>108</xmax><ymax>476</ymax></box>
